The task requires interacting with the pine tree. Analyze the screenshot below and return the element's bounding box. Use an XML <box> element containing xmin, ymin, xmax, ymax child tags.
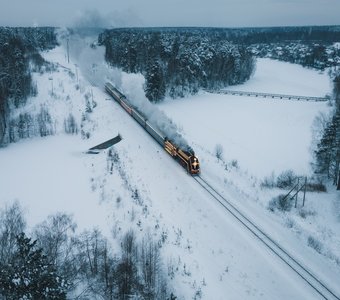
<box><xmin>333</xmin><ymin>75</ymin><xmax>340</xmax><ymax>189</ymax></box>
<box><xmin>315</xmin><ymin>73</ymin><xmax>340</xmax><ymax>189</ymax></box>
<box><xmin>315</xmin><ymin>118</ymin><xmax>337</xmax><ymax>176</ymax></box>
<box><xmin>0</xmin><ymin>233</ymin><xmax>68</xmax><ymax>300</ymax></box>
<box><xmin>144</xmin><ymin>61</ymin><xmax>166</xmax><ymax>102</ymax></box>
<box><xmin>116</xmin><ymin>230</ymin><xmax>138</xmax><ymax>299</ymax></box>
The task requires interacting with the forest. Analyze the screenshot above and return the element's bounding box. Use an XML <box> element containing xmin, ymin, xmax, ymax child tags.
<box><xmin>0</xmin><ymin>27</ymin><xmax>58</xmax><ymax>145</ymax></box>
<box><xmin>98</xmin><ymin>28</ymin><xmax>256</xmax><ymax>101</ymax></box>
<box><xmin>99</xmin><ymin>26</ymin><xmax>340</xmax><ymax>102</ymax></box>
<box><xmin>0</xmin><ymin>202</ymin><xmax>172</xmax><ymax>300</ymax></box>
<box><xmin>314</xmin><ymin>73</ymin><xmax>340</xmax><ymax>189</ymax></box>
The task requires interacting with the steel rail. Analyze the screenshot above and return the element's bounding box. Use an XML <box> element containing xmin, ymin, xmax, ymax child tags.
<box><xmin>193</xmin><ymin>175</ymin><xmax>339</xmax><ymax>300</ymax></box>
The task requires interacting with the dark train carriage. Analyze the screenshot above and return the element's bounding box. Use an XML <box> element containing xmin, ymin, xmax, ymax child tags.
<box><xmin>145</xmin><ymin>121</ymin><xmax>165</xmax><ymax>146</ymax></box>
<box><xmin>131</xmin><ymin>109</ymin><xmax>146</xmax><ymax>128</ymax></box>
<box><xmin>105</xmin><ymin>82</ymin><xmax>126</xmax><ymax>101</ymax></box>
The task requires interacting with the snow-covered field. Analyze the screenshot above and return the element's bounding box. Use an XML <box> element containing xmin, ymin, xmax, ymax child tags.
<box><xmin>225</xmin><ymin>58</ymin><xmax>332</xmax><ymax>96</ymax></box>
<box><xmin>1</xmin><ymin>42</ymin><xmax>339</xmax><ymax>299</ymax></box>
<box><xmin>158</xmin><ymin>58</ymin><xmax>332</xmax><ymax>179</ymax></box>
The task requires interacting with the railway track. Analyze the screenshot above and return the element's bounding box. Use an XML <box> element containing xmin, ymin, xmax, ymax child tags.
<box><xmin>193</xmin><ymin>175</ymin><xmax>340</xmax><ymax>300</ymax></box>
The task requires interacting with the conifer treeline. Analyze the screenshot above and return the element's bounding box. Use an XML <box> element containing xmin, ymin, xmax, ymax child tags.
<box><xmin>315</xmin><ymin>75</ymin><xmax>340</xmax><ymax>189</ymax></box>
<box><xmin>0</xmin><ymin>27</ymin><xmax>57</xmax><ymax>145</ymax></box>
<box><xmin>99</xmin><ymin>28</ymin><xmax>256</xmax><ymax>101</ymax></box>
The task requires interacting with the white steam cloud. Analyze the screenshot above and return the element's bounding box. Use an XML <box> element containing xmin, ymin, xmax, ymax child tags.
<box><xmin>56</xmin><ymin>27</ymin><xmax>121</xmax><ymax>87</ymax></box>
<box><xmin>56</xmin><ymin>28</ymin><xmax>191</xmax><ymax>152</ymax></box>
<box><xmin>120</xmin><ymin>74</ymin><xmax>191</xmax><ymax>151</ymax></box>
<box><xmin>72</xmin><ymin>9</ymin><xmax>143</xmax><ymax>28</ymax></box>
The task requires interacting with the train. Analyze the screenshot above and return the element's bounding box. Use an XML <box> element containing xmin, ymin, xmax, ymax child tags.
<box><xmin>105</xmin><ymin>82</ymin><xmax>200</xmax><ymax>175</ymax></box>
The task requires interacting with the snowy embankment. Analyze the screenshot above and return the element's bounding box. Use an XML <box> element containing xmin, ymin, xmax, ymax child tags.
<box><xmin>1</xmin><ymin>41</ymin><xmax>340</xmax><ymax>300</ymax></box>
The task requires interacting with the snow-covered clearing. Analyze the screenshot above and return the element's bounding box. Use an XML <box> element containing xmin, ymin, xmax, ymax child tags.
<box><xmin>0</xmin><ymin>42</ymin><xmax>339</xmax><ymax>299</ymax></box>
<box><xmin>226</xmin><ymin>58</ymin><xmax>332</xmax><ymax>97</ymax></box>
<box><xmin>160</xmin><ymin>93</ymin><xmax>330</xmax><ymax>179</ymax></box>
<box><xmin>158</xmin><ymin>58</ymin><xmax>332</xmax><ymax>179</ymax></box>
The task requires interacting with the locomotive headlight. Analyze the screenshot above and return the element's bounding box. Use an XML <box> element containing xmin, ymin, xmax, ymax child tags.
<box><xmin>192</xmin><ymin>158</ymin><xmax>199</xmax><ymax>169</ymax></box>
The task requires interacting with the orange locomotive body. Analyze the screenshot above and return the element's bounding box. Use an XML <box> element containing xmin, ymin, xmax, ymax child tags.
<box><xmin>164</xmin><ymin>140</ymin><xmax>200</xmax><ymax>175</ymax></box>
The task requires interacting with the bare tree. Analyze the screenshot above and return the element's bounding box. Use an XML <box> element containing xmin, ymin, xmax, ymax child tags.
<box><xmin>117</xmin><ymin>230</ymin><xmax>138</xmax><ymax>299</ymax></box>
<box><xmin>64</xmin><ymin>113</ymin><xmax>78</xmax><ymax>134</ymax></box>
<box><xmin>74</xmin><ymin>229</ymin><xmax>118</xmax><ymax>299</ymax></box>
<box><xmin>215</xmin><ymin>144</ymin><xmax>224</xmax><ymax>161</ymax></box>
<box><xmin>33</xmin><ymin>213</ymin><xmax>77</xmax><ymax>289</ymax></box>
<box><xmin>37</xmin><ymin>106</ymin><xmax>54</xmax><ymax>137</ymax></box>
<box><xmin>139</xmin><ymin>233</ymin><xmax>169</xmax><ymax>300</ymax></box>
<box><xmin>0</xmin><ymin>201</ymin><xmax>26</xmax><ymax>263</ymax></box>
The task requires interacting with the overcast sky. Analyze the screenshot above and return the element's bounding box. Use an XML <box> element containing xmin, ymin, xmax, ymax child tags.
<box><xmin>0</xmin><ymin>0</ymin><xmax>339</xmax><ymax>28</ymax></box>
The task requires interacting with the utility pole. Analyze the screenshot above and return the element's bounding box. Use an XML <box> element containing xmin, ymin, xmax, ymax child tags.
<box><xmin>67</xmin><ymin>38</ymin><xmax>70</xmax><ymax>64</ymax></box>
<box><xmin>75</xmin><ymin>64</ymin><xmax>78</xmax><ymax>83</ymax></box>
<box><xmin>48</xmin><ymin>77</ymin><xmax>53</xmax><ymax>96</ymax></box>
<box><xmin>336</xmin><ymin>135</ymin><xmax>340</xmax><ymax>190</ymax></box>
<box><xmin>302</xmin><ymin>177</ymin><xmax>307</xmax><ymax>206</ymax></box>
<box><xmin>295</xmin><ymin>178</ymin><xmax>300</xmax><ymax>208</ymax></box>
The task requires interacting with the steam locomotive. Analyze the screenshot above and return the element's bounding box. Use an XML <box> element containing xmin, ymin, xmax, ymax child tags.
<box><xmin>105</xmin><ymin>82</ymin><xmax>200</xmax><ymax>175</ymax></box>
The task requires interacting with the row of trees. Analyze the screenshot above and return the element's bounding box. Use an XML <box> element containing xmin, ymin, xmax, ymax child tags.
<box><xmin>314</xmin><ymin>74</ymin><xmax>340</xmax><ymax>189</ymax></box>
<box><xmin>0</xmin><ymin>202</ymin><xmax>173</xmax><ymax>299</ymax></box>
<box><xmin>7</xmin><ymin>106</ymin><xmax>55</xmax><ymax>143</ymax></box>
<box><xmin>99</xmin><ymin>29</ymin><xmax>255</xmax><ymax>101</ymax></box>
<box><xmin>101</xmin><ymin>26</ymin><xmax>340</xmax><ymax>46</ymax></box>
<box><xmin>0</xmin><ymin>27</ymin><xmax>57</xmax><ymax>146</ymax></box>
<box><xmin>224</xmin><ymin>25</ymin><xmax>340</xmax><ymax>44</ymax></box>
<box><xmin>250</xmin><ymin>42</ymin><xmax>340</xmax><ymax>70</ymax></box>
<box><xmin>99</xmin><ymin>26</ymin><xmax>340</xmax><ymax>102</ymax></box>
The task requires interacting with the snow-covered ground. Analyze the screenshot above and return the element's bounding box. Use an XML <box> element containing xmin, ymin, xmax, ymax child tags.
<box><xmin>158</xmin><ymin>58</ymin><xmax>332</xmax><ymax>179</ymax></box>
<box><xmin>225</xmin><ymin>58</ymin><xmax>332</xmax><ymax>97</ymax></box>
<box><xmin>1</xmin><ymin>41</ymin><xmax>339</xmax><ymax>299</ymax></box>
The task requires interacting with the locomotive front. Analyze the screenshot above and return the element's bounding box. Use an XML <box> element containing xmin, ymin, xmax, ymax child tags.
<box><xmin>189</xmin><ymin>155</ymin><xmax>200</xmax><ymax>175</ymax></box>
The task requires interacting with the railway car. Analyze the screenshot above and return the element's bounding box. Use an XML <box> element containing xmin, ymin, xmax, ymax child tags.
<box><xmin>105</xmin><ymin>82</ymin><xmax>126</xmax><ymax>101</ymax></box>
<box><xmin>145</xmin><ymin>121</ymin><xmax>165</xmax><ymax>146</ymax></box>
<box><xmin>105</xmin><ymin>82</ymin><xmax>200</xmax><ymax>175</ymax></box>
<box><xmin>131</xmin><ymin>110</ymin><xmax>146</xmax><ymax>128</ymax></box>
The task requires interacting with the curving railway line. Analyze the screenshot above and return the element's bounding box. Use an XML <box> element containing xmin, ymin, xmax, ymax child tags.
<box><xmin>193</xmin><ymin>175</ymin><xmax>340</xmax><ymax>300</ymax></box>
